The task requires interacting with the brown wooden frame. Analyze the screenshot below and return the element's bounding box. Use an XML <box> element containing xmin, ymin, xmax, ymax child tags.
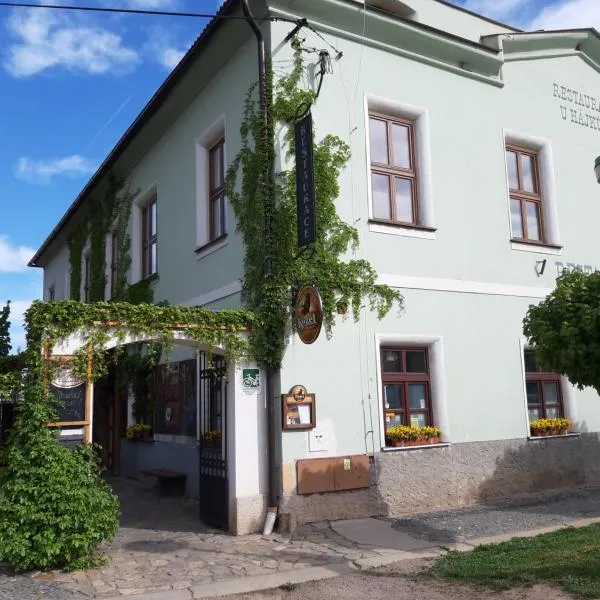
<box><xmin>506</xmin><ymin>144</ymin><xmax>545</xmax><ymax>244</ymax></box>
<box><xmin>110</xmin><ymin>231</ymin><xmax>118</xmax><ymax>298</ymax></box>
<box><xmin>282</xmin><ymin>386</ymin><xmax>316</xmax><ymax>430</ymax></box>
<box><xmin>141</xmin><ymin>196</ymin><xmax>157</xmax><ymax>279</ymax></box>
<box><xmin>524</xmin><ymin>350</ymin><xmax>564</xmax><ymax>420</ymax></box>
<box><xmin>209</xmin><ymin>138</ymin><xmax>226</xmax><ymax>242</ymax></box>
<box><xmin>380</xmin><ymin>347</ymin><xmax>433</xmax><ymax>434</ymax></box>
<box><xmin>83</xmin><ymin>256</ymin><xmax>91</xmax><ymax>303</ymax></box>
<box><xmin>369</xmin><ymin>112</ymin><xmax>419</xmax><ymax>226</ymax></box>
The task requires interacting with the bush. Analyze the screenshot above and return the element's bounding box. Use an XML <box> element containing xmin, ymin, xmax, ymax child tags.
<box><xmin>0</xmin><ymin>376</ymin><xmax>120</xmax><ymax>572</ymax></box>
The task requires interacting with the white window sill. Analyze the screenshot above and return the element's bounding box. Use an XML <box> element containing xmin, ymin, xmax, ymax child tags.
<box><xmin>528</xmin><ymin>432</ymin><xmax>580</xmax><ymax>441</ymax></box>
<box><xmin>369</xmin><ymin>221</ymin><xmax>436</xmax><ymax>240</ymax></box>
<box><xmin>382</xmin><ymin>442</ymin><xmax>450</xmax><ymax>452</ymax></box>
<box><xmin>195</xmin><ymin>235</ymin><xmax>228</xmax><ymax>260</ymax></box>
<box><xmin>511</xmin><ymin>241</ymin><xmax>563</xmax><ymax>256</ymax></box>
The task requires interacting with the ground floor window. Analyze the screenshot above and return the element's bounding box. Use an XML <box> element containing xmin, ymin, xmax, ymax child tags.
<box><xmin>524</xmin><ymin>350</ymin><xmax>563</xmax><ymax>420</ymax></box>
<box><xmin>381</xmin><ymin>347</ymin><xmax>433</xmax><ymax>435</ymax></box>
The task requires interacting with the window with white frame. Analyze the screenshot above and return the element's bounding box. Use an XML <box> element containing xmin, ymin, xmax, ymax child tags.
<box><xmin>504</xmin><ymin>131</ymin><xmax>561</xmax><ymax>250</ymax></box>
<box><xmin>366</xmin><ymin>96</ymin><xmax>435</xmax><ymax>238</ymax></box>
<box><xmin>195</xmin><ymin>117</ymin><xmax>227</xmax><ymax>256</ymax></box>
<box><xmin>141</xmin><ymin>195</ymin><xmax>157</xmax><ymax>279</ymax></box>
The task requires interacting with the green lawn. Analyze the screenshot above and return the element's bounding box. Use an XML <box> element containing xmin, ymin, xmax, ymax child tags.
<box><xmin>430</xmin><ymin>523</ymin><xmax>600</xmax><ymax>598</ymax></box>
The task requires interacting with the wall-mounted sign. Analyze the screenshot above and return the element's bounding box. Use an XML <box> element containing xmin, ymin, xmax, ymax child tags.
<box><xmin>282</xmin><ymin>385</ymin><xmax>316</xmax><ymax>430</ymax></box>
<box><xmin>295</xmin><ymin>111</ymin><xmax>316</xmax><ymax>250</ymax></box>
<box><xmin>553</xmin><ymin>82</ymin><xmax>600</xmax><ymax>132</ymax></box>
<box><xmin>294</xmin><ymin>285</ymin><xmax>323</xmax><ymax>345</ymax></box>
<box><xmin>49</xmin><ymin>365</ymin><xmax>86</xmax><ymax>423</ymax></box>
<box><xmin>242</xmin><ymin>368</ymin><xmax>260</xmax><ymax>390</ymax></box>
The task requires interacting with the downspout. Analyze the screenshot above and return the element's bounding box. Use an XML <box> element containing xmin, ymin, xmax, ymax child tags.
<box><xmin>241</xmin><ymin>0</ymin><xmax>281</xmax><ymax>532</ymax></box>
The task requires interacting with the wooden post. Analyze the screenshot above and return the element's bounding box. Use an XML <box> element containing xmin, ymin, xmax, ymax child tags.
<box><xmin>85</xmin><ymin>343</ymin><xmax>93</xmax><ymax>444</ymax></box>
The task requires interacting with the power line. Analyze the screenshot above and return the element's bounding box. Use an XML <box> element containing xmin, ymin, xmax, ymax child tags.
<box><xmin>0</xmin><ymin>1</ymin><xmax>290</xmax><ymax>21</ymax></box>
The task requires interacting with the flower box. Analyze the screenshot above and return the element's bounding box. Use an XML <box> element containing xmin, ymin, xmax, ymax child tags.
<box><xmin>530</xmin><ymin>418</ymin><xmax>571</xmax><ymax>437</ymax></box>
<box><xmin>385</xmin><ymin>426</ymin><xmax>442</xmax><ymax>448</ymax></box>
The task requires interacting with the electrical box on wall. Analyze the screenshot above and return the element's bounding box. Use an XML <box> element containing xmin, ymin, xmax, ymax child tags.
<box><xmin>296</xmin><ymin>455</ymin><xmax>370</xmax><ymax>495</ymax></box>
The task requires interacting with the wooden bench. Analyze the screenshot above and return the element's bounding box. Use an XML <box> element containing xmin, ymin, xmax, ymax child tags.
<box><xmin>141</xmin><ymin>469</ymin><xmax>187</xmax><ymax>497</ymax></box>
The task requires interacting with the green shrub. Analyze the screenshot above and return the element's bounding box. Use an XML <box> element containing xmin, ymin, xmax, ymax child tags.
<box><xmin>0</xmin><ymin>376</ymin><xmax>120</xmax><ymax>572</ymax></box>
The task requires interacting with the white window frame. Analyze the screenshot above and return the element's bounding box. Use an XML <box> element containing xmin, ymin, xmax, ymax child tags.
<box><xmin>518</xmin><ymin>339</ymin><xmax>577</xmax><ymax>436</ymax></box>
<box><xmin>365</xmin><ymin>94</ymin><xmax>435</xmax><ymax>240</ymax></box>
<box><xmin>503</xmin><ymin>130</ymin><xmax>562</xmax><ymax>254</ymax></box>
<box><xmin>375</xmin><ymin>334</ymin><xmax>449</xmax><ymax>447</ymax></box>
<box><xmin>195</xmin><ymin>115</ymin><xmax>227</xmax><ymax>259</ymax></box>
<box><xmin>131</xmin><ymin>183</ymin><xmax>158</xmax><ymax>283</ymax></box>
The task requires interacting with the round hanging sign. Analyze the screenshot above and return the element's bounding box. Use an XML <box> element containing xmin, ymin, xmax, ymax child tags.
<box><xmin>294</xmin><ymin>285</ymin><xmax>323</xmax><ymax>345</ymax></box>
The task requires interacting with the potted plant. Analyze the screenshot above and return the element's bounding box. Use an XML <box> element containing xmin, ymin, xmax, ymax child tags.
<box><xmin>385</xmin><ymin>425</ymin><xmax>441</xmax><ymax>447</ymax></box>
<box><xmin>203</xmin><ymin>430</ymin><xmax>222</xmax><ymax>450</ymax></box>
<box><xmin>530</xmin><ymin>417</ymin><xmax>571</xmax><ymax>437</ymax></box>
<box><xmin>126</xmin><ymin>423</ymin><xmax>152</xmax><ymax>442</ymax></box>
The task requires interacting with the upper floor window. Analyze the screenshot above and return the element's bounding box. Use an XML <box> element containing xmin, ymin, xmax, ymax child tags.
<box><xmin>110</xmin><ymin>232</ymin><xmax>118</xmax><ymax>297</ymax></box>
<box><xmin>369</xmin><ymin>113</ymin><xmax>418</xmax><ymax>226</ymax></box>
<box><xmin>506</xmin><ymin>146</ymin><xmax>544</xmax><ymax>243</ymax></box>
<box><xmin>83</xmin><ymin>256</ymin><xmax>91</xmax><ymax>303</ymax></box>
<box><xmin>141</xmin><ymin>196</ymin><xmax>157</xmax><ymax>279</ymax></box>
<box><xmin>524</xmin><ymin>350</ymin><xmax>563</xmax><ymax>421</ymax></box>
<box><xmin>209</xmin><ymin>138</ymin><xmax>226</xmax><ymax>242</ymax></box>
<box><xmin>48</xmin><ymin>284</ymin><xmax>55</xmax><ymax>302</ymax></box>
<box><xmin>381</xmin><ymin>347</ymin><xmax>432</xmax><ymax>436</ymax></box>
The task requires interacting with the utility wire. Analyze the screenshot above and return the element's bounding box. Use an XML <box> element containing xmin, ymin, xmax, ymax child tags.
<box><xmin>0</xmin><ymin>1</ymin><xmax>294</xmax><ymax>21</ymax></box>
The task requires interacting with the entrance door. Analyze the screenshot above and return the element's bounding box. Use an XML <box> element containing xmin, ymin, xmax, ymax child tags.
<box><xmin>198</xmin><ymin>354</ymin><xmax>228</xmax><ymax>530</ymax></box>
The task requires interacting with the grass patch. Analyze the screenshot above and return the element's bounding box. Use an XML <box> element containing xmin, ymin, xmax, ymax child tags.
<box><xmin>279</xmin><ymin>582</ymin><xmax>297</xmax><ymax>591</ymax></box>
<box><xmin>430</xmin><ymin>523</ymin><xmax>600</xmax><ymax>598</ymax></box>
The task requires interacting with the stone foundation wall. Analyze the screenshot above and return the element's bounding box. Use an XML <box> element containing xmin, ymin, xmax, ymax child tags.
<box><xmin>279</xmin><ymin>434</ymin><xmax>600</xmax><ymax>524</ymax></box>
<box><xmin>232</xmin><ymin>494</ymin><xmax>267</xmax><ymax>535</ymax></box>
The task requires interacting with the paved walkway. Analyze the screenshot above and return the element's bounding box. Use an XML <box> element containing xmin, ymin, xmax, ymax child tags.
<box><xmin>4</xmin><ymin>479</ymin><xmax>600</xmax><ymax>599</ymax></box>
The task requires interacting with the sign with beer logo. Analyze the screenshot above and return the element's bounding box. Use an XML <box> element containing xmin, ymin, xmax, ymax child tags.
<box><xmin>294</xmin><ymin>285</ymin><xmax>323</xmax><ymax>345</ymax></box>
<box><xmin>50</xmin><ymin>365</ymin><xmax>86</xmax><ymax>423</ymax></box>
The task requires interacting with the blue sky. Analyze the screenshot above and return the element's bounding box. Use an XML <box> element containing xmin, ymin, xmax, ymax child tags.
<box><xmin>0</xmin><ymin>0</ymin><xmax>598</xmax><ymax>351</ymax></box>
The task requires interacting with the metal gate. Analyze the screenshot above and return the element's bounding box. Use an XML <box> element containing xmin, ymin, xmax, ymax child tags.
<box><xmin>198</xmin><ymin>354</ymin><xmax>228</xmax><ymax>530</ymax></box>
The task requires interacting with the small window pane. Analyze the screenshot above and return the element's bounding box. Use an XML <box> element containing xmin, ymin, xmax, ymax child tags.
<box><xmin>150</xmin><ymin>201</ymin><xmax>157</xmax><ymax>236</ymax></box>
<box><xmin>529</xmin><ymin>408</ymin><xmax>541</xmax><ymax>421</ymax></box>
<box><xmin>543</xmin><ymin>382</ymin><xmax>560</xmax><ymax>406</ymax></box>
<box><xmin>524</xmin><ymin>352</ymin><xmax>537</xmax><ymax>373</ymax></box>
<box><xmin>408</xmin><ymin>413</ymin><xmax>426</xmax><ymax>427</ymax></box>
<box><xmin>386</xmin><ymin>413</ymin><xmax>403</xmax><ymax>429</ymax></box>
<box><xmin>369</xmin><ymin>118</ymin><xmax>388</xmax><ymax>164</ymax></box>
<box><xmin>506</xmin><ymin>150</ymin><xmax>519</xmax><ymax>189</ymax></box>
<box><xmin>384</xmin><ymin>384</ymin><xmax>403</xmax><ymax>410</ymax></box>
<box><xmin>395</xmin><ymin>177</ymin><xmax>414</xmax><ymax>223</ymax></box>
<box><xmin>521</xmin><ymin>154</ymin><xmax>537</xmax><ymax>193</ymax></box>
<box><xmin>546</xmin><ymin>406</ymin><xmax>560</xmax><ymax>419</ymax></box>
<box><xmin>210</xmin><ymin>145</ymin><xmax>223</xmax><ymax>190</ymax></box>
<box><xmin>391</xmin><ymin>123</ymin><xmax>410</xmax><ymax>169</ymax></box>
<box><xmin>372</xmin><ymin>174</ymin><xmax>391</xmax><ymax>220</ymax></box>
<box><xmin>525</xmin><ymin>201</ymin><xmax>541</xmax><ymax>241</ymax></box>
<box><xmin>212</xmin><ymin>200</ymin><xmax>223</xmax><ymax>238</ymax></box>
<box><xmin>150</xmin><ymin>242</ymin><xmax>157</xmax><ymax>274</ymax></box>
<box><xmin>408</xmin><ymin>384</ymin><xmax>427</xmax><ymax>410</ymax></box>
<box><xmin>406</xmin><ymin>351</ymin><xmax>426</xmax><ymax>373</ymax></box>
<box><xmin>526</xmin><ymin>382</ymin><xmax>541</xmax><ymax>406</ymax></box>
<box><xmin>510</xmin><ymin>198</ymin><xmax>523</xmax><ymax>238</ymax></box>
<box><xmin>382</xmin><ymin>350</ymin><xmax>402</xmax><ymax>372</ymax></box>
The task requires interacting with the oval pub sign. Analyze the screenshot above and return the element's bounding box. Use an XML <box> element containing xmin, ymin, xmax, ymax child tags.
<box><xmin>294</xmin><ymin>285</ymin><xmax>323</xmax><ymax>345</ymax></box>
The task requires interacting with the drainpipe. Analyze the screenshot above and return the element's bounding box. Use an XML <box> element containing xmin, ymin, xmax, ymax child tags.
<box><xmin>241</xmin><ymin>0</ymin><xmax>281</xmax><ymax>529</ymax></box>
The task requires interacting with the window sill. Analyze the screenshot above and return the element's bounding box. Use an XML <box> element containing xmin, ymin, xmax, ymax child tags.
<box><xmin>195</xmin><ymin>235</ymin><xmax>227</xmax><ymax>260</ymax></box>
<box><xmin>510</xmin><ymin>239</ymin><xmax>563</xmax><ymax>255</ymax></box>
<box><xmin>382</xmin><ymin>442</ymin><xmax>450</xmax><ymax>452</ymax></box>
<box><xmin>368</xmin><ymin>220</ymin><xmax>436</xmax><ymax>240</ymax></box>
<box><xmin>528</xmin><ymin>433</ymin><xmax>580</xmax><ymax>441</ymax></box>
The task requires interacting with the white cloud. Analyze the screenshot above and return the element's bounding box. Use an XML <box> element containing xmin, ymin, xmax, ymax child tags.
<box><xmin>6</xmin><ymin>299</ymin><xmax>33</xmax><ymax>352</ymax></box>
<box><xmin>127</xmin><ymin>0</ymin><xmax>178</xmax><ymax>7</ymax></box>
<box><xmin>158</xmin><ymin>46</ymin><xmax>185</xmax><ymax>69</ymax></box>
<box><xmin>15</xmin><ymin>155</ymin><xmax>96</xmax><ymax>184</ymax></box>
<box><xmin>463</xmin><ymin>0</ymin><xmax>530</xmax><ymax>20</ymax></box>
<box><xmin>4</xmin><ymin>7</ymin><xmax>140</xmax><ymax>77</ymax></box>
<box><xmin>0</xmin><ymin>237</ymin><xmax>35</xmax><ymax>273</ymax></box>
<box><xmin>530</xmin><ymin>0</ymin><xmax>600</xmax><ymax>30</ymax></box>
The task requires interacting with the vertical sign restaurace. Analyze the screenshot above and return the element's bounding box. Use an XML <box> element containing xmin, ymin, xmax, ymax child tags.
<box><xmin>295</xmin><ymin>111</ymin><xmax>317</xmax><ymax>250</ymax></box>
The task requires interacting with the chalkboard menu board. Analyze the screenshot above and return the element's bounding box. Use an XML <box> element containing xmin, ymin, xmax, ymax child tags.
<box><xmin>49</xmin><ymin>382</ymin><xmax>86</xmax><ymax>423</ymax></box>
